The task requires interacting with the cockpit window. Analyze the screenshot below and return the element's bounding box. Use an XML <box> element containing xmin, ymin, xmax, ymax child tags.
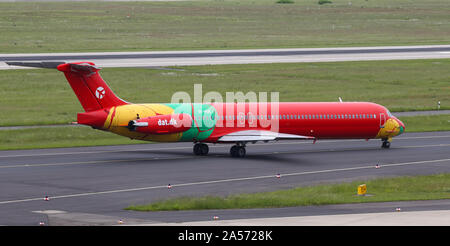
<box><xmin>386</xmin><ymin>110</ymin><xmax>393</xmax><ymax>117</ymax></box>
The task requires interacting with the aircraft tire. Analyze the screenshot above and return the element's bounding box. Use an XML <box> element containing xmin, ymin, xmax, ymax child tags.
<box><xmin>230</xmin><ymin>145</ymin><xmax>245</xmax><ymax>158</ymax></box>
<box><xmin>381</xmin><ymin>140</ymin><xmax>391</xmax><ymax>149</ymax></box>
<box><xmin>193</xmin><ymin>144</ymin><xmax>202</xmax><ymax>155</ymax></box>
<box><xmin>200</xmin><ymin>143</ymin><xmax>209</xmax><ymax>155</ymax></box>
<box><xmin>237</xmin><ymin>146</ymin><xmax>246</xmax><ymax>157</ymax></box>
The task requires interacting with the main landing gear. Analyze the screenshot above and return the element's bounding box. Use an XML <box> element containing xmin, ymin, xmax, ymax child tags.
<box><xmin>230</xmin><ymin>142</ymin><xmax>246</xmax><ymax>158</ymax></box>
<box><xmin>193</xmin><ymin>142</ymin><xmax>247</xmax><ymax>157</ymax></box>
<box><xmin>193</xmin><ymin>143</ymin><xmax>209</xmax><ymax>156</ymax></box>
<box><xmin>381</xmin><ymin>138</ymin><xmax>391</xmax><ymax>149</ymax></box>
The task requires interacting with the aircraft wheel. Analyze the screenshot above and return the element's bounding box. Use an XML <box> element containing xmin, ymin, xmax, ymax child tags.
<box><xmin>381</xmin><ymin>140</ymin><xmax>391</xmax><ymax>149</ymax></box>
<box><xmin>230</xmin><ymin>145</ymin><xmax>246</xmax><ymax>158</ymax></box>
<box><xmin>230</xmin><ymin>146</ymin><xmax>237</xmax><ymax>157</ymax></box>
<box><xmin>200</xmin><ymin>143</ymin><xmax>209</xmax><ymax>155</ymax></box>
<box><xmin>194</xmin><ymin>143</ymin><xmax>209</xmax><ymax>156</ymax></box>
<box><xmin>237</xmin><ymin>146</ymin><xmax>246</xmax><ymax>157</ymax></box>
<box><xmin>193</xmin><ymin>144</ymin><xmax>201</xmax><ymax>155</ymax></box>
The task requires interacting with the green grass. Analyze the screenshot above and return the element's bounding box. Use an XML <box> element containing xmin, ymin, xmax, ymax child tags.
<box><xmin>398</xmin><ymin>115</ymin><xmax>450</xmax><ymax>132</ymax></box>
<box><xmin>1</xmin><ymin>59</ymin><xmax>449</xmax><ymax>126</ymax></box>
<box><xmin>0</xmin><ymin>126</ymin><xmax>144</xmax><ymax>150</ymax></box>
<box><xmin>0</xmin><ymin>0</ymin><xmax>449</xmax><ymax>53</ymax></box>
<box><xmin>125</xmin><ymin>173</ymin><xmax>450</xmax><ymax>211</ymax></box>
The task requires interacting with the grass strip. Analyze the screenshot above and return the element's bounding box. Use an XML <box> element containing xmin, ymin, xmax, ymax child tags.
<box><xmin>398</xmin><ymin>115</ymin><xmax>450</xmax><ymax>133</ymax></box>
<box><xmin>125</xmin><ymin>173</ymin><xmax>450</xmax><ymax>212</ymax></box>
<box><xmin>1</xmin><ymin>0</ymin><xmax>449</xmax><ymax>53</ymax></box>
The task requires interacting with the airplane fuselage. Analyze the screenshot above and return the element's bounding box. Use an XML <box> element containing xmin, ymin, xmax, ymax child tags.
<box><xmin>80</xmin><ymin>102</ymin><xmax>404</xmax><ymax>143</ymax></box>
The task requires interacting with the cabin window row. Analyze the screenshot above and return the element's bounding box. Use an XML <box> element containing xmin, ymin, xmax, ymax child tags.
<box><xmin>215</xmin><ymin>114</ymin><xmax>377</xmax><ymax>120</ymax></box>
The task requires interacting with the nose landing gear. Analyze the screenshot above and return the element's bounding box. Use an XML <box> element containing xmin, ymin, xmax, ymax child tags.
<box><xmin>381</xmin><ymin>138</ymin><xmax>391</xmax><ymax>149</ymax></box>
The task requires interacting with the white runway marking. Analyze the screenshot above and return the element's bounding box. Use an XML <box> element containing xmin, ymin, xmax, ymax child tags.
<box><xmin>0</xmin><ymin>157</ymin><xmax>449</xmax><ymax>205</ymax></box>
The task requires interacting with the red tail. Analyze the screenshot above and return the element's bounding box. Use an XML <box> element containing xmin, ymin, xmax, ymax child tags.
<box><xmin>56</xmin><ymin>62</ymin><xmax>128</xmax><ymax>112</ymax></box>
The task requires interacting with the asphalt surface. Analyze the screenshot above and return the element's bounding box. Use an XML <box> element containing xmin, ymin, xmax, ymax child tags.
<box><xmin>0</xmin><ymin>131</ymin><xmax>449</xmax><ymax>225</ymax></box>
<box><xmin>2</xmin><ymin>45</ymin><xmax>450</xmax><ymax>69</ymax></box>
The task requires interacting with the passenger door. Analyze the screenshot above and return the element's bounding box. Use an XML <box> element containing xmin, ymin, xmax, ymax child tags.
<box><xmin>379</xmin><ymin>113</ymin><xmax>386</xmax><ymax>128</ymax></box>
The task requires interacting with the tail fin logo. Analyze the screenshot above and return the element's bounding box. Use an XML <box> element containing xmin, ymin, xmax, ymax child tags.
<box><xmin>95</xmin><ymin>87</ymin><xmax>106</xmax><ymax>99</ymax></box>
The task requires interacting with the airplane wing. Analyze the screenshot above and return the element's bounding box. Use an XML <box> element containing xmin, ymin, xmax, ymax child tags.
<box><xmin>217</xmin><ymin>130</ymin><xmax>314</xmax><ymax>142</ymax></box>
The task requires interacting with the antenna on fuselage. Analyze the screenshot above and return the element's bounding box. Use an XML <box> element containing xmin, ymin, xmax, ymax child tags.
<box><xmin>338</xmin><ymin>97</ymin><xmax>343</xmax><ymax>103</ymax></box>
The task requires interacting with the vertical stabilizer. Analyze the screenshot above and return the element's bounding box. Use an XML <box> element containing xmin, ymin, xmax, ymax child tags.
<box><xmin>56</xmin><ymin>62</ymin><xmax>128</xmax><ymax>112</ymax></box>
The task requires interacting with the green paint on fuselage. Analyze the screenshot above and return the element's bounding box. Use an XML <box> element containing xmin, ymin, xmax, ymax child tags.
<box><xmin>165</xmin><ymin>103</ymin><xmax>217</xmax><ymax>142</ymax></box>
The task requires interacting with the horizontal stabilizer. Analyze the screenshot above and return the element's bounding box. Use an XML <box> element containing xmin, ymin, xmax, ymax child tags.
<box><xmin>6</xmin><ymin>61</ymin><xmax>65</xmax><ymax>69</ymax></box>
<box><xmin>6</xmin><ymin>61</ymin><xmax>99</xmax><ymax>74</ymax></box>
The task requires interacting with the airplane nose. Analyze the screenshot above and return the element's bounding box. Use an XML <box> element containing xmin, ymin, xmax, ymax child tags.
<box><xmin>394</xmin><ymin>117</ymin><xmax>405</xmax><ymax>135</ymax></box>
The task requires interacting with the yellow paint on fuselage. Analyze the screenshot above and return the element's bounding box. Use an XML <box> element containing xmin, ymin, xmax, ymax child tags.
<box><xmin>376</xmin><ymin>118</ymin><xmax>400</xmax><ymax>141</ymax></box>
<box><xmin>102</xmin><ymin>104</ymin><xmax>183</xmax><ymax>142</ymax></box>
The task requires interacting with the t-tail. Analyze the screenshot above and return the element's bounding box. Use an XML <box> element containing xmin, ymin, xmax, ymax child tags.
<box><xmin>6</xmin><ymin>61</ymin><xmax>128</xmax><ymax>128</ymax></box>
<box><xmin>56</xmin><ymin>62</ymin><xmax>128</xmax><ymax>112</ymax></box>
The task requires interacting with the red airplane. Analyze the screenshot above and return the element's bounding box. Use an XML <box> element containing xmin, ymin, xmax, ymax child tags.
<box><xmin>7</xmin><ymin>61</ymin><xmax>405</xmax><ymax>157</ymax></box>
